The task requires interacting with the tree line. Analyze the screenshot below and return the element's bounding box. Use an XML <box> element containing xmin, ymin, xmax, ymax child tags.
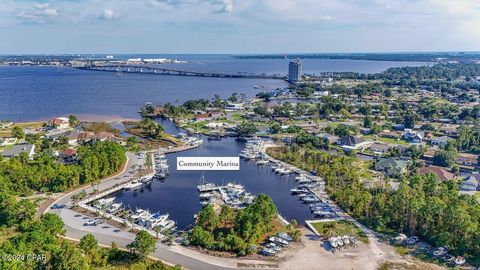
<box><xmin>0</xmin><ymin>141</ymin><xmax>126</xmax><ymax>195</ymax></box>
<box><xmin>267</xmin><ymin>145</ymin><xmax>480</xmax><ymax>264</ymax></box>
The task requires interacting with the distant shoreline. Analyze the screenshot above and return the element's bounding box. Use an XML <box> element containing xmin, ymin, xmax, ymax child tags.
<box><xmin>4</xmin><ymin>114</ymin><xmax>140</xmax><ymax>124</ymax></box>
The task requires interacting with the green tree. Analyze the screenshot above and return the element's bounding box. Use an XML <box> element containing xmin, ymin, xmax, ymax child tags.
<box><xmin>79</xmin><ymin>234</ymin><xmax>98</xmax><ymax>255</ymax></box>
<box><xmin>236</xmin><ymin>122</ymin><xmax>257</xmax><ymax>137</ymax></box>
<box><xmin>363</xmin><ymin>116</ymin><xmax>373</xmax><ymax>128</ymax></box>
<box><xmin>127</xmin><ymin>230</ymin><xmax>156</xmax><ymax>259</ymax></box>
<box><xmin>50</xmin><ymin>241</ymin><xmax>89</xmax><ymax>270</ymax></box>
<box><xmin>11</xmin><ymin>126</ymin><xmax>24</xmax><ymax>139</ymax></box>
<box><xmin>219</xmin><ymin>205</ymin><xmax>235</xmax><ymax>227</ymax></box>
<box><xmin>269</xmin><ymin>123</ymin><xmax>282</xmax><ymax>134</ymax></box>
<box><xmin>41</xmin><ymin>213</ymin><xmax>65</xmax><ymax>235</ymax></box>
<box><xmin>68</xmin><ymin>115</ymin><xmax>80</xmax><ymax>127</ymax></box>
<box><xmin>196</xmin><ymin>205</ymin><xmax>218</xmax><ymax>232</ymax></box>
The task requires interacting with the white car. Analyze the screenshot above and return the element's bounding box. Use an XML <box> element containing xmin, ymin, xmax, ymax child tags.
<box><xmin>84</xmin><ymin>219</ymin><xmax>97</xmax><ymax>226</ymax></box>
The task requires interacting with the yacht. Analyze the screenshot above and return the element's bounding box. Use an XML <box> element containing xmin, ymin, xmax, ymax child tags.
<box><xmin>124</xmin><ymin>180</ymin><xmax>142</xmax><ymax>190</ymax></box>
<box><xmin>107</xmin><ymin>203</ymin><xmax>123</xmax><ymax>213</ymax></box>
<box><xmin>256</xmin><ymin>159</ymin><xmax>269</xmax><ymax>165</ymax></box>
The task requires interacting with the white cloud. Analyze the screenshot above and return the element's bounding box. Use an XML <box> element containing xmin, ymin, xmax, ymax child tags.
<box><xmin>17</xmin><ymin>2</ymin><xmax>58</xmax><ymax>23</ymax></box>
<box><xmin>100</xmin><ymin>9</ymin><xmax>118</xmax><ymax>20</ymax></box>
<box><xmin>153</xmin><ymin>0</ymin><xmax>235</xmax><ymax>13</ymax></box>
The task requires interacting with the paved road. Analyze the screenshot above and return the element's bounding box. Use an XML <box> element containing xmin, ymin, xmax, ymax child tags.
<box><xmin>46</xmin><ymin>152</ymin><xmax>262</xmax><ymax>270</ymax></box>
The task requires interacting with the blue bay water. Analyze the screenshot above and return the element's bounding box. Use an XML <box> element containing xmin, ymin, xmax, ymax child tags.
<box><xmin>0</xmin><ymin>56</ymin><xmax>427</xmax><ymax>122</ymax></box>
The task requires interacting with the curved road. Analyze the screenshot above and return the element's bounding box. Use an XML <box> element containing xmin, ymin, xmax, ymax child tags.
<box><xmin>46</xmin><ymin>152</ymin><xmax>266</xmax><ymax>270</ymax></box>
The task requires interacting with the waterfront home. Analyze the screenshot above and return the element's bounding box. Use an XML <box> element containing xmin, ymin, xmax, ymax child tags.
<box><xmin>45</xmin><ymin>129</ymin><xmax>79</xmax><ymax>145</ymax></box>
<box><xmin>402</xmin><ymin>130</ymin><xmax>423</xmax><ymax>143</ymax></box>
<box><xmin>460</xmin><ymin>172</ymin><xmax>480</xmax><ymax>191</ymax></box>
<box><xmin>431</xmin><ymin>136</ymin><xmax>454</xmax><ymax>147</ymax></box>
<box><xmin>45</xmin><ymin>129</ymin><xmax>70</xmax><ymax>140</ymax></box>
<box><xmin>194</xmin><ymin>113</ymin><xmax>211</xmax><ymax>122</ymax></box>
<box><xmin>66</xmin><ymin>131</ymin><xmax>80</xmax><ymax>145</ymax></box>
<box><xmin>78</xmin><ymin>132</ymin><xmax>94</xmax><ymax>143</ymax></box>
<box><xmin>417</xmin><ymin>166</ymin><xmax>455</xmax><ymax>181</ymax></box>
<box><xmin>51</xmin><ymin>117</ymin><xmax>70</xmax><ymax>130</ymax></box>
<box><xmin>338</xmin><ymin>135</ymin><xmax>371</xmax><ymax>150</ymax></box>
<box><xmin>93</xmin><ymin>132</ymin><xmax>115</xmax><ymax>142</ymax></box>
<box><xmin>207</xmin><ymin>110</ymin><xmax>223</xmax><ymax>119</ymax></box>
<box><xmin>374</xmin><ymin>158</ymin><xmax>408</xmax><ymax>178</ymax></box>
<box><xmin>225</xmin><ymin>102</ymin><xmax>244</xmax><ymax>111</ymax></box>
<box><xmin>59</xmin><ymin>149</ymin><xmax>78</xmax><ymax>165</ymax></box>
<box><xmin>1</xmin><ymin>144</ymin><xmax>35</xmax><ymax>159</ymax></box>
<box><xmin>457</xmin><ymin>153</ymin><xmax>479</xmax><ymax>168</ymax></box>
<box><xmin>0</xmin><ymin>137</ymin><xmax>17</xmax><ymax>147</ymax></box>
<box><xmin>369</xmin><ymin>143</ymin><xmax>392</xmax><ymax>156</ymax></box>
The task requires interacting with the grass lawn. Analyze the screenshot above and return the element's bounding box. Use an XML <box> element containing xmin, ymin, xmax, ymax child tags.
<box><xmin>377</xmin><ymin>137</ymin><xmax>409</xmax><ymax>146</ymax></box>
<box><xmin>182</xmin><ymin>121</ymin><xmax>209</xmax><ymax>134</ymax></box>
<box><xmin>231</xmin><ymin>113</ymin><xmax>245</xmax><ymax>121</ymax></box>
<box><xmin>310</xmin><ymin>220</ymin><xmax>369</xmax><ymax>244</ymax></box>
<box><xmin>475</xmin><ymin>192</ymin><xmax>480</xmax><ymax>199</ymax></box>
<box><xmin>356</xmin><ymin>160</ymin><xmax>373</xmax><ymax>180</ymax></box>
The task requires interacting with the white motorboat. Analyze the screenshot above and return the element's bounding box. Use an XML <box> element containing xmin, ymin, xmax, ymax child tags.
<box><xmin>124</xmin><ymin>181</ymin><xmax>142</xmax><ymax>190</ymax></box>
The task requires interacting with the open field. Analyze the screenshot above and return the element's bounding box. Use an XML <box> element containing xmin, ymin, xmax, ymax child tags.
<box><xmin>310</xmin><ymin>220</ymin><xmax>369</xmax><ymax>244</ymax></box>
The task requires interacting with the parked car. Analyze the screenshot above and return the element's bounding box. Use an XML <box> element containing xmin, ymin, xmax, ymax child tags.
<box><xmin>51</xmin><ymin>204</ymin><xmax>66</xmax><ymax>209</ymax></box>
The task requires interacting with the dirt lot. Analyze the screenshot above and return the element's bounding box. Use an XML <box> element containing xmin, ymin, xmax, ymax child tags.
<box><xmin>277</xmin><ymin>228</ymin><xmax>446</xmax><ymax>270</ymax></box>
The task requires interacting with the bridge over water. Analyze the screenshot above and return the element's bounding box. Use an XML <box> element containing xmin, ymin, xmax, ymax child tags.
<box><xmin>75</xmin><ymin>65</ymin><xmax>287</xmax><ymax>80</ymax></box>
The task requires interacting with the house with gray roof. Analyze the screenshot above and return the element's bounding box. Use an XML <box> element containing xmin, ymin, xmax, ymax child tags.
<box><xmin>461</xmin><ymin>172</ymin><xmax>480</xmax><ymax>191</ymax></box>
<box><xmin>338</xmin><ymin>135</ymin><xmax>371</xmax><ymax>150</ymax></box>
<box><xmin>431</xmin><ymin>136</ymin><xmax>453</xmax><ymax>147</ymax></box>
<box><xmin>1</xmin><ymin>144</ymin><xmax>35</xmax><ymax>159</ymax></box>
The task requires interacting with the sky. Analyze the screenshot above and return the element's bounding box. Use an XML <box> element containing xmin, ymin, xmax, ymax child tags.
<box><xmin>1</xmin><ymin>0</ymin><xmax>480</xmax><ymax>54</ymax></box>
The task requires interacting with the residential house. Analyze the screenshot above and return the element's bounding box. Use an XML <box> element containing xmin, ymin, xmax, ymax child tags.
<box><xmin>338</xmin><ymin>135</ymin><xmax>371</xmax><ymax>150</ymax></box>
<box><xmin>59</xmin><ymin>149</ymin><xmax>78</xmax><ymax>165</ymax></box>
<box><xmin>1</xmin><ymin>144</ymin><xmax>35</xmax><ymax>159</ymax></box>
<box><xmin>225</xmin><ymin>102</ymin><xmax>244</xmax><ymax>111</ymax></box>
<box><xmin>194</xmin><ymin>113</ymin><xmax>211</xmax><ymax>122</ymax></box>
<box><xmin>460</xmin><ymin>172</ymin><xmax>480</xmax><ymax>191</ymax></box>
<box><xmin>403</xmin><ymin>130</ymin><xmax>423</xmax><ymax>143</ymax></box>
<box><xmin>431</xmin><ymin>136</ymin><xmax>454</xmax><ymax>147</ymax></box>
<box><xmin>316</xmin><ymin>133</ymin><xmax>339</xmax><ymax>144</ymax></box>
<box><xmin>66</xmin><ymin>131</ymin><xmax>80</xmax><ymax>145</ymax></box>
<box><xmin>374</xmin><ymin>158</ymin><xmax>408</xmax><ymax>177</ymax></box>
<box><xmin>78</xmin><ymin>132</ymin><xmax>94</xmax><ymax>143</ymax></box>
<box><xmin>51</xmin><ymin>117</ymin><xmax>70</xmax><ymax>130</ymax></box>
<box><xmin>457</xmin><ymin>153</ymin><xmax>479</xmax><ymax>167</ymax></box>
<box><xmin>45</xmin><ymin>129</ymin><xmax>70</xmax><ymax>140</ymax></box>
<box><xmin>416</xmin><ymin>166</ymin><xmax>455</xmax><ymax>181</ymax></box>
<box><xmin>93</xmin><ymin>132</ymin><xmax>114</xmax><ymax>142</ymax></box>
<box><xmin>439</xmin><ymin>126</ymin><xmax>458</xmax><ymax>137</ymax></box>
<box><xmin>369</xmin><ymin>143</ymin><xmax>391</xmax><ymax>156</ymax></box>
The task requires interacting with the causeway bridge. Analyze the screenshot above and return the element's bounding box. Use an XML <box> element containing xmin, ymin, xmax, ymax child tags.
<box><xmin>75</xmin><ymin>65</ymin><xmax>286</xmax><ymax>80</ymax></box>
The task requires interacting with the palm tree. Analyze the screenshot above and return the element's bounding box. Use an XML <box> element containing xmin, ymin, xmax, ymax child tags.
<box><xmin>153</xmin><ymin>226</ymin><xmax>162</xmax><ymax>240</ymax></box>
<box><xmin>292</xmin><ymin>229</ymin><xmax>302</xmax><ymax>242</ymax></box>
